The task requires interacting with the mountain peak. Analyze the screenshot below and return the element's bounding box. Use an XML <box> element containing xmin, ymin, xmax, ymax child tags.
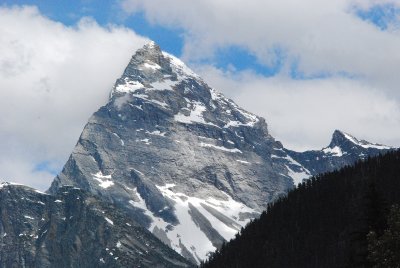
<box><xmin>138</xmin><ymin>41</ymin><xmax>163</xmax><ymax>59</ymax></box>
<box><xmin>328</xmin><ymin>129</ymin><xmax>392</xmax><ymax>150</ymax></box>
<box><xmin>143</xmin><ymin>40</ymin><xmax>159</xmax><ymax>50</ymax></box>
<box><xmin>330</xmin><ymin>129</ymin><xmax>349</xmax><ymax>145</ymax></box>
<box><xmin>110</xmin><ymin>41</ymin><xmax>198</xmax><ymax>98</ymax></box>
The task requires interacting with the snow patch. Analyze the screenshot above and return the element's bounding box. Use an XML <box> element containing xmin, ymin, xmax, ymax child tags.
<box><xmin>112</xmin><ymin>133</ymin><xmax>124</xmax><ymax>146</ymax></box>
<box><xmin>283</xmin><ymin>155</ymin><xmax>312</xmax><ymax>185</ymax></box>
<box><xmin>286</xmin><ymin>165</ymin><xmax>311</xmax><ymax>185</ymax></box>
<box><xmin>92</xmin><ymin>171</ymin><xmax>114</xmax><ymax>189</ymax></box>
<box><xmin>105</xmin><ymin>217</ymin><xmax>114</xmax><ymax>225</ymax></box>
<box><xmin>342</xmin><ymin>132</ymin><xmax>392</xmax><ymax>149</ymax></box>
<box><xmin>323</xmin><ymin>146</ymin><xmax>343</xmax><ymax>156</ymax></box>
<box><xmin>139</xmin><ymin>138</ymin><xmax>151</xmax><ymax>145</ymax></box>
<box><xmin>200</xmin><ymin>142</ymin><xmax>242</xmax><ymax>153</ymax></box>
<box><xmin>174</xmin><ymin>102</ymin><xmax>217</xmax><ymax>127</ymax></box>
<box><xmin>0</xmin><ymin>182</ymin><xmax>24</xmax><ymax>189</ymax></box>
<box><xmin>150</xmin><ymin>79</ymin><xmax>178</xmax><ymax>91</ymax></box>
<box><xmin>115</xmin><ymin>80</ymin><xmax>144</xmax><ymax>94</ymax></box>
<box><xmin>145</xmin><ymin>130</ymin><xmax>166</xmax><ymax>137</ymax></box>
<box><xmin>131</xmin><ymin>93</ymin><xmax>169</xmax><ymax>108</ymax></box>
<box><xmin>152</xmin><ymin>183</ymin><xmax>258</xmax><ymax>263</ymax></box>
<box><xmin>162</xmin><ymin>52</ymin><xmax>199</xmax><ymax>79</ymax></box>
<box><xmin>142</xmin><ymin>62</ymin><xmax>161</xmax><ymax>71</ymax></box>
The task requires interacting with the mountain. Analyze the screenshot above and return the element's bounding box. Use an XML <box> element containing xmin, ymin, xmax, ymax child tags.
<box><xmin>286</xmin><ymin>130</ymin><xmax>393</xmax><ymax>177</ymax></box>
<box><xmin>48</xmin><ymin>41</ymin><xmax>297</xmax><ymax>263</ymax></box>
<box><xmin>0</xmin><ymin>183</ymin><xmax>192</xmax><ymax>267</ymax></box>
<box><xmin>47</xmin><ymin>42</ymin><xmax>393</xmax><ymax>264</ymax></box>
<box><xmin>201</xmin><ymin>149</ymin><xmax>400</xmax><ymax>268</ymax></box>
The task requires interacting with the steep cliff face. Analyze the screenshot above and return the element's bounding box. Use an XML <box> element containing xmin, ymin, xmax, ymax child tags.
<box><xmin>0</xmin><ymin>183</ymin><xmax>192</xmax><ymax>268</ymax></box>
<box><xmin>49</xmin><ymin>42</ymin><xmax>299</xmax><ymax>263</ymax></box>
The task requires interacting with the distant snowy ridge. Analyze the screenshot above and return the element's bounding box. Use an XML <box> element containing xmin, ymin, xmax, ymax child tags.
<box><xmin>341</xmin><ymin>131</ymin><xmax>392</xmax><ymax>150</ymax></box>
<box><xmin>285</xmin><ymin>130</ymin><xmax>394</xmax><ymax>177</ymax></box>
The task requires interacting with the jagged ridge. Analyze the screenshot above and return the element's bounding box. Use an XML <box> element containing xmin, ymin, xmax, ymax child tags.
<box><xmin>285</xmin><ymin>129</ymin><xmax>393</xmax><ymax>177</ymax></box>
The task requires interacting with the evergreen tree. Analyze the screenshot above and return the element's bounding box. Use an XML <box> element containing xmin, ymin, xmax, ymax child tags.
<box><xmin>368</xmin><ymin>204</ymin><xmax>400</xmax><ymax>268</ymax></box>
<box><xmin>202</xmin><ymin>150</ymin><xmax>400</xmax><ymax>268</ymax></box>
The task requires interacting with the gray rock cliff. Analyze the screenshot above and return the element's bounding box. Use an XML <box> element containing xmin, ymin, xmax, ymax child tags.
<box><xmin>49</xmin><ymin>42</ymin><xmax>298</xmax><ymax>263</ymax></box>
<box><xmin>0</xmin><ymin>182</ymin><xmax>192</xmax><ymax>267</ymax></box>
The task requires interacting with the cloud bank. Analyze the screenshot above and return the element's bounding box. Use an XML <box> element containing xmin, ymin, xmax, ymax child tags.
<box><xmin>0</xmin><ymin>6</ymin><xmax>147</xmax><ymax>189</ymax></box>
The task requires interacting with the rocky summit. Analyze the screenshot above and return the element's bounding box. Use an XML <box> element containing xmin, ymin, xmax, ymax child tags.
<box><xmin>46</xmin><ymin>42</ymin><xmax>394</xmax><ymax>264</ymax></box>
<box><xmin>48</xmin><ymin>42</ymin><xmax>307</xmax><ymax>263</ymax></box>
<box><xmin>0</xmin><ymin>182</ymin><xmax>192</xmax><ymax>267</ymax></box>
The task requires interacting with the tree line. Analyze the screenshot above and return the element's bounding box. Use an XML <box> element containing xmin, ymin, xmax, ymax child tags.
<box><xmin>201</xmin><ymin>150</ymin><xmax>400</xmax><ymax>268</ymax></box>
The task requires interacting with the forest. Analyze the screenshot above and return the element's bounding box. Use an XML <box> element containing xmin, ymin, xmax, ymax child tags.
<box><xmin>201</xmin><ymin>150</ymin><xmax>400</xmax><ymax>268</ymax></box>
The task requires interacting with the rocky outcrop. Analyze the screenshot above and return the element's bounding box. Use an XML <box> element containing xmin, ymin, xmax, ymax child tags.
<box><xmin>0</xmin><ymin>182</ymin><xmax>192</xmax><ymax>268</ymax></box>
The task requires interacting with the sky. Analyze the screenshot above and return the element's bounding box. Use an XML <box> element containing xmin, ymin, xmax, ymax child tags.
<box><xmin>0</xmin><ymin>0</ymin><xmax>399</xmax><ymax>190</ymax></box>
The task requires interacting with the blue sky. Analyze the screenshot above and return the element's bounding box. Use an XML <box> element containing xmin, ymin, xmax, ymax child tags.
<box><xmin>1</xmin><ymin>0</ymin><xmax>283</xmax><ymax>75</ymax></box>
<box><xmin>2</xmin><ymin>0</ymin><xmax>398</xmax><ymax>78</ymax></box>
<box><xmin>0</xmin><ymin>0</ymin><xmax>399</xmax><ymax>189</ymax></box>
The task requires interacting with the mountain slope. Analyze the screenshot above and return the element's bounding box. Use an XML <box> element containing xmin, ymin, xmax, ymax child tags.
<box><xmin>201</xmin><ymin>150</ymin><xmax>400</xmax><ymax>268</ymax></box>
<box><xmin>47</xmin><ymin>42</ymin><xmax>394</xmax><ymax>263</ymax></box>
<box><xmin>48</xmin><ymin>42</ymin><xmax>299</xmax><ymax>263</ymax></box>
<box><xmin>0</xmin><ymin>183</ymin><xmax>192</xmax><ymax>267</ymax></box>
<box><xmin>286</xmin><ymin>130</ymin><xmax>393</xmax><ymax>177</ymax></box>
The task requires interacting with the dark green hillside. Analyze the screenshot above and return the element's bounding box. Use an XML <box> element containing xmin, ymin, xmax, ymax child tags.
<box><xmin>201</xmin><ymin>150</ymin><xmax>400</xmax><ymax>268</ymax></box>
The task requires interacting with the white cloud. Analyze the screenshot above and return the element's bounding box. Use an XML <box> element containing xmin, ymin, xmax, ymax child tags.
<box><xmin>0</xmin><ymin>6</ymin><xmax>148</xmax><ymax>190</ymax></box>
<box><xmin>121</xmin><ymin>0</ymin><xmax>400</xmax><ymax>94</ymax></box>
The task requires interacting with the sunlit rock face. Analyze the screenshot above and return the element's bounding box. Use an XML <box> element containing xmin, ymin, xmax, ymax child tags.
<box><xmin>49</xmin><ymin>42</ymin><xmax>393</xmax><ymax>264</ymax></box>
<box><xmin>49</xmin><ymin>42</ymin><xmax>296</xmax><ymax>263</ymax></box>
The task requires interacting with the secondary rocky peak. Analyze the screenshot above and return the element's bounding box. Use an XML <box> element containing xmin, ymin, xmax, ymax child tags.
<box><xmin>328</xmin><ymin>129</ymin><xmax>392</xmax><ymax>150</ymax></box>
<box><xmin>286</xmin><ymin>129</ymin><xmax>394</xmax><ymax>176</ymax></box>
<box><xmin>328</xmin><ymin>130</ymin><xmax>350</xmax><ymax>148</ymax></box>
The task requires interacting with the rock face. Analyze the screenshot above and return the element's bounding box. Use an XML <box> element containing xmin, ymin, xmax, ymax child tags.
<box><xmin>286</xmin><ymin>130</ymin><xmax>393</xmax><ymax>177</ymax></box>
<box><xmin>0</xmin><ymin>182</ymin><xmax>192</xmax><ymax>268</ymax></box>
<box><xmin>48</xmin><ymin>42</ymin><xmax>301</xmax><ymax>263</ymax></box>
<box><xmin>47</xmin><ymin>42</ymin><xmax>394</xmax><ymax>264</ymax></box>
